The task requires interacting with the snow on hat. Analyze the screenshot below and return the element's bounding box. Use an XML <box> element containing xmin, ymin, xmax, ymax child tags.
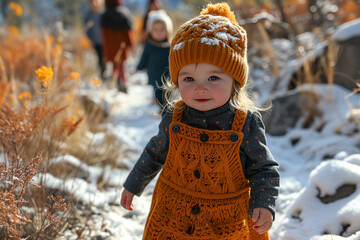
<box><xmin>169</xmin><ymin>2</ymin><xmax>248</xmax><ymax>87</ymax></box>
<box><xmin>146</xmin><ymin>9</ymin><xmax>173</xmax><ymax>35</ymax></box>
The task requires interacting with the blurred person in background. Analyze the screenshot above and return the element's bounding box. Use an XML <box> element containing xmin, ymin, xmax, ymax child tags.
<box><xmin>101</xmin><ymin>0</ymin><xmax>135</xmax><ymax>93</ymax></box>
<box><xmin>84</xmin><ymin>0</ymin><xmax>106</xmax><ymax>80</ymax></box>
<box><xmin>139</xmin><ymin>0</ymin><xmax>164</xmax><ymax>44</ymax></box>
<box><xmin>136</xmin><ymin>9</ymin><xmax>173</xmax><ymax>113</ymax></box>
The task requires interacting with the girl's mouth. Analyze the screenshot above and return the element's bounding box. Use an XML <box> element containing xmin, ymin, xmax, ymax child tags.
<box><xmin>195</xmin><ymin>99</ymin><xmax>210</xmax><ymax>102</ymax></box>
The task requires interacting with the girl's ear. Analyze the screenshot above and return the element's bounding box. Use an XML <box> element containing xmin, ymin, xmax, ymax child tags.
<box><xmin>232</xmin><ymin>79</ymin><xmax>237</xmax><ymax>88</ymax></box>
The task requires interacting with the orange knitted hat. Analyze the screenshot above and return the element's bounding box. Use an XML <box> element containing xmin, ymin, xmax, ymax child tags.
<box><xmin>169</xmin><ymin>3</ymin><xmax>248</xmax><ymax>87</ymax></box>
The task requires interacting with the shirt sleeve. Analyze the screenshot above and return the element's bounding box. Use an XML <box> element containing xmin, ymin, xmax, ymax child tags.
<box><xmin>242</xmin><ymin>111</ymin><xmax>280</xmax><ymax>220</ymax></box>
<box><xmin>123</xmin><ymin>112</ymin><xmax>172</xmax><ymax>196</ymax></box>
<box><xmin>136</xmin><ymin>43</ymin><xmax>150</xmax><ymax>71</ymax></box>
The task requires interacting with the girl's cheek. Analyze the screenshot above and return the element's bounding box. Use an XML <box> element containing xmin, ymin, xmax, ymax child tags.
<box><xmin>179</xmin><ymin>88</ymin><xmax>191</xmax><ymax>101</ymax></box>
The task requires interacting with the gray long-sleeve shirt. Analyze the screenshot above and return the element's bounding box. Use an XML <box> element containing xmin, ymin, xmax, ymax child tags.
<box><xmin>123</xmin><ymin>102</ymin><xmax>279</xmax><ymax>218</ymax></box>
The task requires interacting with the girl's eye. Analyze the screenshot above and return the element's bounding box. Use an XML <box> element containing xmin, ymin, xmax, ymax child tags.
<box><xmin>184</xmin><ymin>77</ymin><xmax>194</xmax><ymax>82</ymax></box>
<box><xmin>208</xmin><ymin>75</ymin><xmax>219</xmax><ymax>81</ymax></box>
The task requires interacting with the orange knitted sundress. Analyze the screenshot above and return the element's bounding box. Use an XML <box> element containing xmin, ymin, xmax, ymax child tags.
<box><xmin>143</xmin><ymin>102</ymin><xmax>270</xmax><ymax>240</ymax></box>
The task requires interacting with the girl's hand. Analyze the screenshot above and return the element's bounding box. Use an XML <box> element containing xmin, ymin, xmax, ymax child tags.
<box><xmin>121</xmin><ymin>189</ymin><xmax>135</xmax><ymax>211</ymax></box>
<box><xmin>251</xmin><ymin>207</ymin><xmax>273</xmax><ymax>234</ymax></box>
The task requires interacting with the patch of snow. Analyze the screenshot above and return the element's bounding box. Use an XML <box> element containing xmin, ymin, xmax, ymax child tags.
<box><xmin>332</xmin><ymin>18</ymin><xmax>360</xmax><ymax>41</ymax></box>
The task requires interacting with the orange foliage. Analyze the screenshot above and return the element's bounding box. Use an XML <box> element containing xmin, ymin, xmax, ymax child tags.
<box><xmin>91</xmin><ymin>77</ymin><xmax>101</xmax><ymax>86</ymax></box>
<box><xmin>338</xmin><ymin>0</ymin><xmax>360</xmax><ymax>23</ymax></box>
<box><xmin>0</xmin><ymin>81</ymin><xmax>11</xmax><ymax>107</ymax></box>
<box><xmin>8</xmin><ymin>2</ymin><xmax>23</xmax><ymax>16</ymax></box>
<box><xmin>0</xmin><ymin>36</ymin><xmax>47</xmax><ymax>82</ymax></box>
<box><xmin>0</xmin><ymin>191</ymin><xmax>31</xmax><ymax>238</ymax></box>
<box><xmin>68</xmin><ymin>71</ymin><xmax>80</xmax><ymax>82</ymax></box>
<box><xmin>235</xmin><ymin>0</ymin><xmax>360</xmax><ymax>34</ymax></box>
<box><xmin>9</xmin><ymin>26</ymin><xmax>20</xmax><ymax>36</ymax></box>
<box><xmin>58</xmin><ymin>115</ymin><xmax>85</xmax><ymax>136</ymax></box>
<box><xmin>18</xmin><ymin>92</ymin><xmax>32</xmax><ymax>102</ymax></box>
<box><xmin>0</xmin><ymin>35</ymin><xmax>72</xmax><ymax>84</ymax></box>
<box><xmin>0</xmin><ymin>104</ymin><xmax>67</xmax><ymax>157</ymax></box>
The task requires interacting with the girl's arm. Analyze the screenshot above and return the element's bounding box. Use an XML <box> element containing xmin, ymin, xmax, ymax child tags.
<box><xmin>123</xmin><ymin>112</ymin><xmax>172</xmax><ymax>197</ymax></box>
<box><xmin>242</xmin><ymin>111</ymin><xmax>280</xmax><ymax>220</ymax></box>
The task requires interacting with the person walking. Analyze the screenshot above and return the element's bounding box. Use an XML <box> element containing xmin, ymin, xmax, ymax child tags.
<box><xmin>138</xmin><ymin>0</ymin><xmax>164</xmax><ymax>44</ymax></box>
<box><xmin>136</xmin><ymin>9</ymin><xmax>173</xmax><ymax>111</ymax></box>
<box><xmin>101</xmin><ymin>0</ymin><xmax>134</xmax><ymax>93</ymax></box>
<box><xmin>84</xmin><ymin>0</ymin><xmax>106</xmax><ymax>79</ymax></box>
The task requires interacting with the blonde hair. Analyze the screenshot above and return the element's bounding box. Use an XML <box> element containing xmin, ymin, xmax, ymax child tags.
<box><xmin>161</xmin><ymin>76</ymin><xmax>270</xmax><ymax>114</ymax></box>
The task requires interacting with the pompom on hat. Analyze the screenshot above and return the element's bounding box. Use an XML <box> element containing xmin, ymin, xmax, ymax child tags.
<box><xmin>169</xmin><ymin>3</ymin><xmax>248</xmax><ymax>87</ymax></box>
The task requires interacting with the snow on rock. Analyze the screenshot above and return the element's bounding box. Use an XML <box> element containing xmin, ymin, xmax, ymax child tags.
<box><xmin>344</xmin><ymin>154</ymin><xmax>360</xmax><ymax>166</ymax></box>
<box><xmin>332</xmin><ymin>18</ymin><xmax>360</xmax><ymax>41</ymax></box>
<box><xmin>268</xmin><ymin>84</ymin><xmax>360</xmax><ymax>161</ymax></box>
<box><xmin>271</xmin><ymin>157</ymin><xmax>360</xmax><ymax>239</ymax></box>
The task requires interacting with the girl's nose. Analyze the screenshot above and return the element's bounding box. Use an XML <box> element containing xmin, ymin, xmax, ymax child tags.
<box><xmin>194</xmin><ymin>83</ymin><xmax>207</xmax><ymax>93</ymax></box>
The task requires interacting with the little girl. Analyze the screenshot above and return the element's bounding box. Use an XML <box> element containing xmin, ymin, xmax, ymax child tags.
<box><xmin>136</xmin><ymin>9</ymin><xmax>173</xmax><ymax>109</ymax></box>
<box><xmin>121</xmin><ymin>3</ymin><xmax>279</xmax><ymax>239</ymax></box>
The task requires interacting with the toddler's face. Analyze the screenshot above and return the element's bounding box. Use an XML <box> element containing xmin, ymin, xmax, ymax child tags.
<box><xmin>90</xmin><ymin>0</ymin><xmax>101</xmax><ymax>12</ymax></box>
<box><xmin>150</xmin><ymin>21</ymin><xmax>168</xmax><ymax>42</ymax></box>
<box><xmin>178</xmin><ymin>63</ymin><xmax>234</xmax><ymax>111</ymax></box>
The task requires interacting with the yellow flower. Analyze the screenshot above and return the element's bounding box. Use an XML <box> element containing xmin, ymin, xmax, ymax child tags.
<box><xmin>9</xmin><ymin>26</ymin><xmax>19</xmax><ymax>36</ymax></box>
<box><xmin>65</xmin><ymin>95</ymin><xmax>71</xmax><ymax>101</ymax></box>
<box><xmin>91</xmin><ymin>77</ymin><xmax>101</xmax><ymax>86</ymax></box>
<box><xmin>18</xmin><ymin>92</ymin><xmax>32</xmax><ymax>102</ymax></box>
<box><xmin>35</xmin><ymin>66</ymin><xmax>54</xmax><ymax>87</ymax></box>
<box><xmin>69</xmin><ymin>72</ymin><xmax>80</xmax><ymax>82</ymax></box>
<box><xmin>71</xmin><ymin>116</ymin><xmax>77</xmax><ymax>125</ymax></box>
<box><xmin>8</xmin><ymin>2</ymin><xmax>22</xmax><ymax>16</ymax></box>
<box><xmin>98</xmin><ymin>88</ymin><xmax>102</xmax><ymax>92</ymax></box>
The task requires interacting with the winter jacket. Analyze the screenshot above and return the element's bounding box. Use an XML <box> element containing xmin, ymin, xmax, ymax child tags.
<box><xmin>100</xmin><ymin>5</ymin><xmax>134</xmax><ymax>63</ymax></box>
<box><xmin>137</xmin><ymin>38</ymin><xmax>170</xmax><ymax>89</ymax></box>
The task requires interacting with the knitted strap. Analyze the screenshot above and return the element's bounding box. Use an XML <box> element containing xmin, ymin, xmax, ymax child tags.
<box><xmin>231</xmin><ymin>109</ymin><xmax>247</xmax><ymax>133</ymax></box>
<box><xmin>172</xmin><ymin>100</ymin><xmax>185</xmax><ymax>122</ymax></box>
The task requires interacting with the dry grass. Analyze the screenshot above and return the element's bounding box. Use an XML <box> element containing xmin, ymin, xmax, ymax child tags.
<box><xmin>0</xmin><ymin>18</ymin><xmax>126</xmax><ymax>238</ymax></box>
<box><xmin>0</xmin><ymin>102</ymin><xmax>71</xmax><ymax>239</ymax></box>
<box><xmin>0</xmin><ymin>26</ymin><xmax>103</xmax><ymax>238</ymax></box>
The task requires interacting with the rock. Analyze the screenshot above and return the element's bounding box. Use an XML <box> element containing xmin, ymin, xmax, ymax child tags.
<box><xmin>262</xmin><ymin>89</ymin><xmax>321</xmax><ymax>136</ymax></box>
<box><xmin>49</xmin><ymin>159</ymin><xmax>89</xmax><ymax>180</ymax></box>
<box><xmin>317</xmin><ymin>184</ymin><xmax>357</xmax><ymax>204</ymax></box>
<box><xmin>289</xmin><ymin>36</ymin><xmax>360</xmax><ymax>92</ymax></box>
<box><xmin>81</xmin><ymin>95</ymin><xmax>110</xmax><ymax>131</ymax></box>
<box><xmin>333</xmin><ymin>36</ymin><xmax>360</xmax><ymax>91</ymax></box>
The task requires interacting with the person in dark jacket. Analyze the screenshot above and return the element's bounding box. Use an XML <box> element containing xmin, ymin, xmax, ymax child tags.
<box><xmin>84</xmin><ymin>0</ymin><xmax>105</xmax><ymax>79</ymax></box>
<box><xmin>136</xmin><ymin>9</ymin><xmax>173</xmax><ymax>109</ymax></box>
<box><xmin>101</xmin><ymin>0</ymin><xmax>134</xmax><ymax>93</ymax></box>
